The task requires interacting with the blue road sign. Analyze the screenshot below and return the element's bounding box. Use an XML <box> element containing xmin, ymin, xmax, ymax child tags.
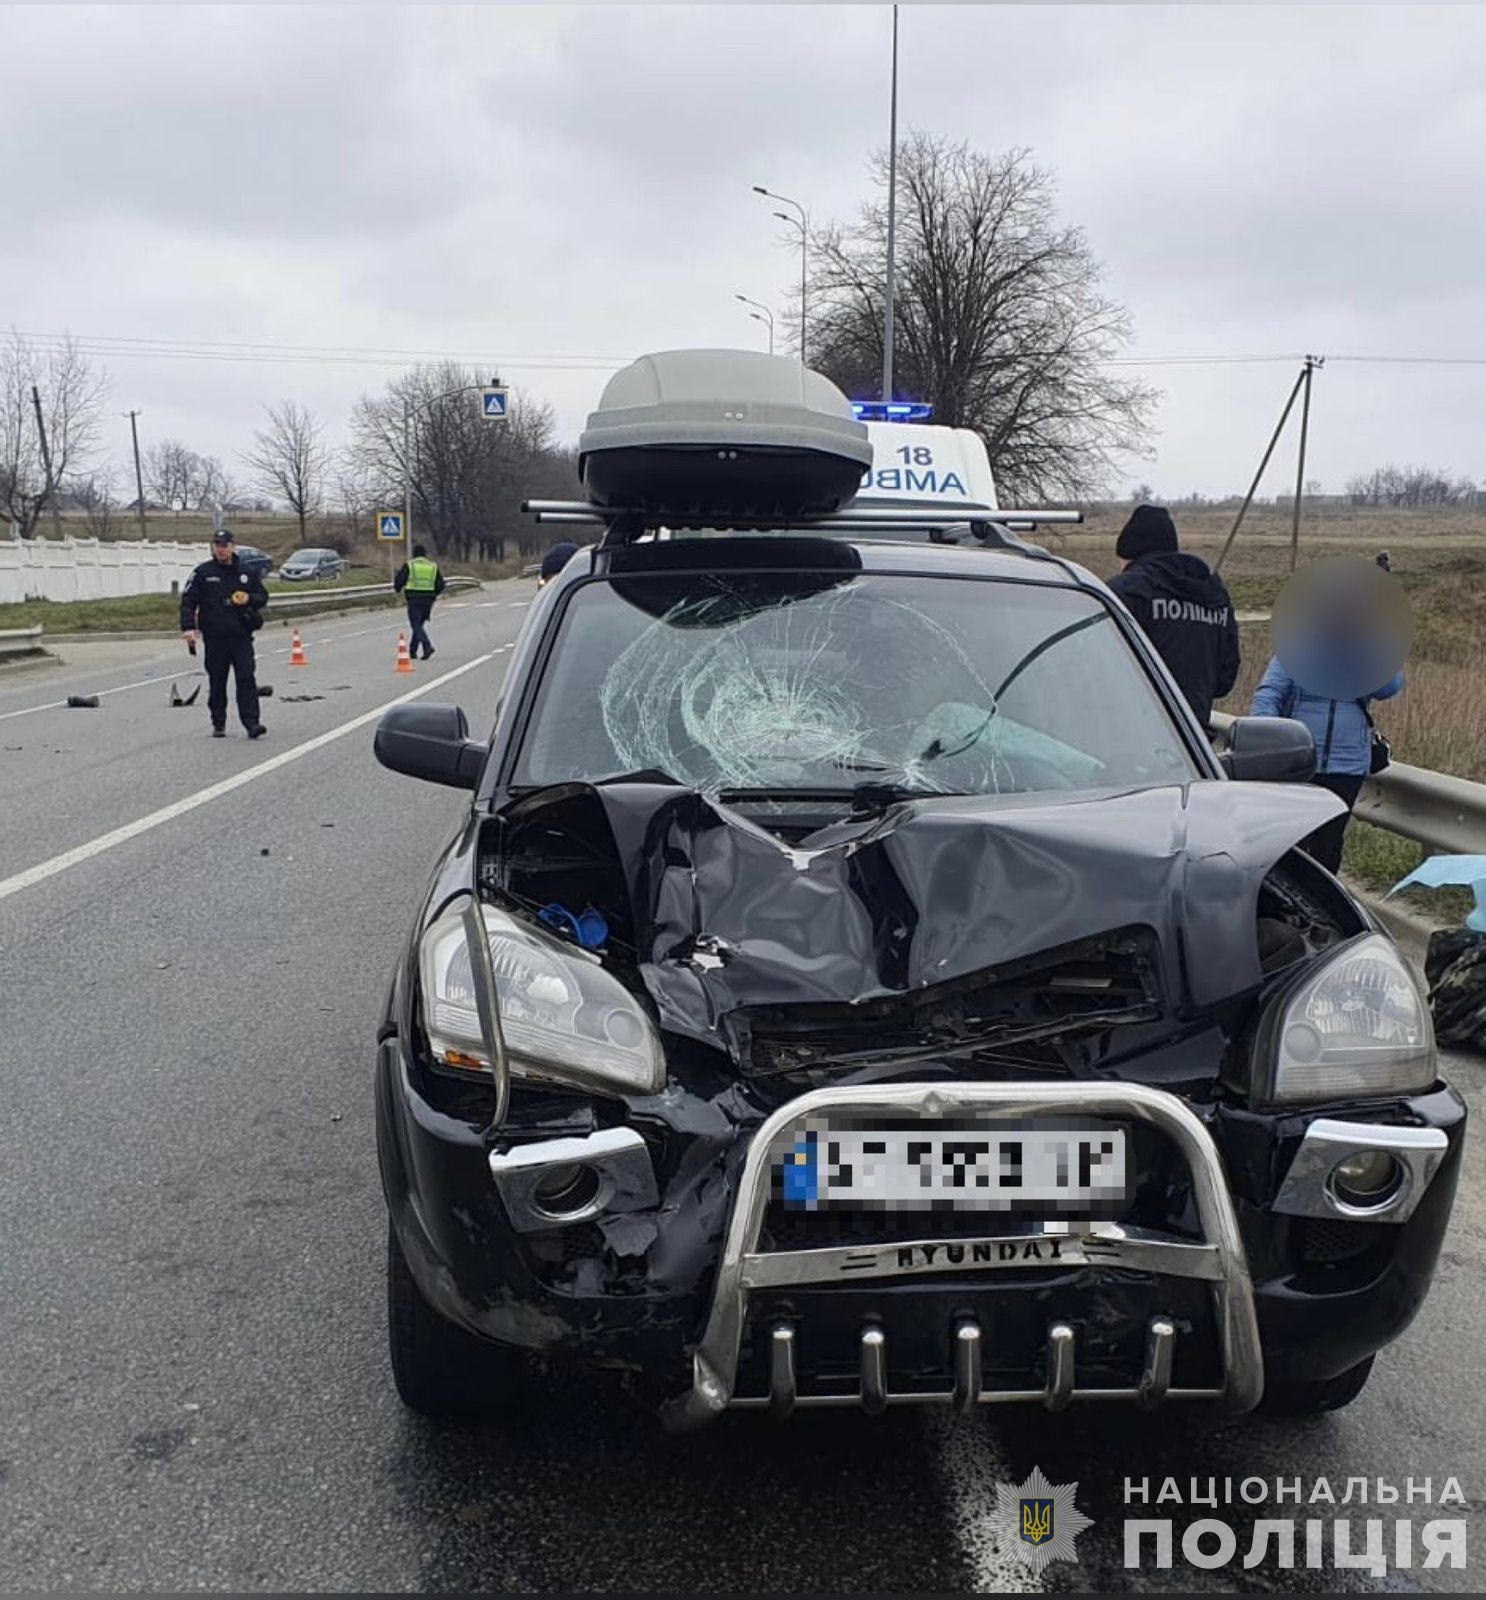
<box><xmin>377</xmin><ymin>512</ymin><xmax>405</xmax><ymax>542</ymax></box>
<box><xmin>481</xmin><ymin>387</ymin><xmax>509</xmax><ymax>420</ymax></box>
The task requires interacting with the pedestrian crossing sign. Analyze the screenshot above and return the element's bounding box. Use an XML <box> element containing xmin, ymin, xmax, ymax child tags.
<box><xmin>377</xmin><ymin>512</ymin><xmax>405</xmax><ymax>542</ymax></box>
<box><xmin>481</xmin><ymin>386</ymin><xmax>509</xmax><ymax>420</ymax></box>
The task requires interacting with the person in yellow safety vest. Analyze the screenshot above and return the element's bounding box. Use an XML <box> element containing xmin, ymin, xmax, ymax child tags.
<box><xmin>393</xmin><ymin>543</ymin><xmax>447</xmax><ymax>660</ymax></box>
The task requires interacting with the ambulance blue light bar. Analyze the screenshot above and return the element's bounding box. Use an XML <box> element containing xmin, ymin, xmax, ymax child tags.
<box><xmin>851</xmin><ymin>401</ymin><xmax>934</xmax><ymax>422</ymax></box>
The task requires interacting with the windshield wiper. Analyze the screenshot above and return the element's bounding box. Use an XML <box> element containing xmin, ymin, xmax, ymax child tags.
<box><xmin>916</xmin><ymin>612</ymin><xmax>1110</xmax><ymax>765</ymax></box>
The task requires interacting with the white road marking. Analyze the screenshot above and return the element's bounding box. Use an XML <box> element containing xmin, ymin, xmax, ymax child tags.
<box><xmin>0</xmin><ymin>670</ymin><xmax>206</xmax><ymax>723</ymax></box>
<box><xmin>506</xmin><ymin>601</ymin><xmax>529</xmax><ymax>608</ymax></box>
<box><xmin>925</xmin><ymin>1414</ymin><xmax>1036</xmax><ymax>1592</ymax></box>
<box><xmin>0</xmin><ymin>652</ymin><xmax>496</xmax><ymax>906</ymax></box>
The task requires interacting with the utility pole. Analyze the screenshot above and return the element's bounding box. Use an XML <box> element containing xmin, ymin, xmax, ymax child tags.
<box><xmin>128</xmin><ymin>411</ymin><xmax>148</xmax><ymax>541</ymax></box>
<box><xmin>31</xmin><ymin>385</ymin><xmax>63</xmax><ymax>539</ymax></box>
<box><xmin>1288</xmin><ymin>357</ymin><xmax>1320</xmax><ymax>572</ymax></box>
<box><xmin>1213</xmin><ymin>361</ymin><xmax>1309</xmax><ymax>574</ymax></box>
<box><xmin>881</xmin><ymin>2</ymin><xmax>900</xmax><ymax>403</ymax></box>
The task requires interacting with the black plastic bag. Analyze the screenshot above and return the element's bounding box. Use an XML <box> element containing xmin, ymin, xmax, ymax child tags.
<box><xmin>1424</xmin><ymin>928</ymin><xmax>1486</xmax><ymax>1051</ymax></box>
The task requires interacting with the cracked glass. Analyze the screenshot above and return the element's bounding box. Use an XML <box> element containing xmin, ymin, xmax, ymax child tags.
<box><xmin>515</xmin><ymin>571</ymin><xmax>1196</xmax><ymax>798</ymax></box>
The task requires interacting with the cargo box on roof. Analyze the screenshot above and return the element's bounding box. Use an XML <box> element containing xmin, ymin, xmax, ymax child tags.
<box><xmin>578</xmin><ymin>349</ymin><xmax>873</xmax><ymax>523</ymax></box>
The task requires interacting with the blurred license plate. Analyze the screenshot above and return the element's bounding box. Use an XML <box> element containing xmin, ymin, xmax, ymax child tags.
<box><xmin>777</xmin><ymin>1127</ymin><xmax>1128</xmax><ymax>1212</ymax></box>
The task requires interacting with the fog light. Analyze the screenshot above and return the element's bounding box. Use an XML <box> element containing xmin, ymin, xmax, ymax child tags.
<box><xmin>1328</xmin><ymin>1149</ymin><xmax>1404</xmax><ymax>1211</ymax></box>
<box><xmin>531</xmin><ymin>1162</ymin><xmax>602</xmax><ymax>1219</ymax></box>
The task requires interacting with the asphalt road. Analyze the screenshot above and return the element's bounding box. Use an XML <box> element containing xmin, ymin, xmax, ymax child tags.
<box><xmin>0</xmin><ymin>582</ymin><xmax>1480</xmax><ymax>1594</ymax></box>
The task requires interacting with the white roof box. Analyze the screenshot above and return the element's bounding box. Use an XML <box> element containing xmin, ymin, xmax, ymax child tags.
<box><xmin>578</xmin><ymin>349</ymin><xmax>873</xmax><ymax>522</ymax></box>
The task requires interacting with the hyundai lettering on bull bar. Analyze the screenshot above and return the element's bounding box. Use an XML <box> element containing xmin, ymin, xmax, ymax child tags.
<box><xmin>990</xmin><ymin>1465</ymin><xmax>1093</xmax><ymax>1576</ymax></box>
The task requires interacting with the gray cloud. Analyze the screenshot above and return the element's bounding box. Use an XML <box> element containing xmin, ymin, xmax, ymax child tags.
<box><xmin>3</xmin><ymin>3</ymin><xmax>1484</xmax><ymax>498</ymax></box>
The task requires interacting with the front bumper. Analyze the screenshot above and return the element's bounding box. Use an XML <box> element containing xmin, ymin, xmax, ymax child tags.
<box><xmin>377</xmin><ymin>1038</ymin><xmax>1465</xmax><ymax>1424</ymax></box>
<box><xmin>662</xmin><ymin>1081</ymin><xmax>1262</xmax><ymax>1430</ymax></box>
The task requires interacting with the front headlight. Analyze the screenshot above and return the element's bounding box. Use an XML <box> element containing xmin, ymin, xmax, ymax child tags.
<box><xmin>418</xmin><ymin>903</ymin><xmax>664</xmax><ymax>1097</ymax></box>
<box><xmin>1256</xmin><ymin>933</ymin><xmax>1435</xmax><ymax>1106</ymax></box>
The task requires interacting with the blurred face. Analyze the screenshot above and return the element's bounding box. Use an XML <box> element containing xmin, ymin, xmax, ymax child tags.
<box><xmin>213</xmin><ymin>539</ymin><xmax>234</xmax><ymax>563</ymax></box>
<box><xmin>1272</xmin><ymin>555</ymin><xmax>1412</xmax><ymax>699</ymax></box>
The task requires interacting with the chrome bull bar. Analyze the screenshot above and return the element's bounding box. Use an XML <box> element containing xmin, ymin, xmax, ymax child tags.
<box><xmin>662</xmin><ymin>1081</ymin><xmax>1264</xmax><ymax>1430</ymax></box>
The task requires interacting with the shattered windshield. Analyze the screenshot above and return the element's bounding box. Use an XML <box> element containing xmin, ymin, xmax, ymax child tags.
<box><xmin>514</xmin><ymin>571</ymin><xmax>1196</xmax><ymax>798</ymax></box>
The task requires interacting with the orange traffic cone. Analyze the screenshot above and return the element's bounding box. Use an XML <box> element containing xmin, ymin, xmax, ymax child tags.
<box><xmin>395</xmin><ymin>632</ymin><xmax>414</xmax><ymax>674</ymax></box>
<box><xmin>289</xmin><ymin>629</ymin><xmax>308</xmax><ymax>668</ymax></box>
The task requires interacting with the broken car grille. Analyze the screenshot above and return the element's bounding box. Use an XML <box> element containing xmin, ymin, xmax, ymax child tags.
<box><xmin>737</xmin><ymin>927</ymin><xmax>1165</xmax><ymax>1081</ymax></box>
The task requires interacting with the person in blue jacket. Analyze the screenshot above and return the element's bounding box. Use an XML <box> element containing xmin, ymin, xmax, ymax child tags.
<box><xmin>1250</xmin><ymin>658</ymin><xmax>1404</xmax><ymax>873</ymax></box>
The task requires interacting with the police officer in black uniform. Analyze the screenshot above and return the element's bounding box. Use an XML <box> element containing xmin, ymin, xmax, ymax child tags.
<box><xmin>1107</xmin><ymin>504</ymin><xmax>1240</xmax><ymax>729</ymax></box>
<box><xmin>180</xmin><ymin>528</ymin><xmax>269</xmax><ymax>738</ymax></box>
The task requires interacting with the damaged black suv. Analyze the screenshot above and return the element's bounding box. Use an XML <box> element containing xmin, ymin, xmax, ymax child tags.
<box><xmin>372</xmin><ymin>351</ymin><xmax>1463</xmax><ymax>1429</ymax></box>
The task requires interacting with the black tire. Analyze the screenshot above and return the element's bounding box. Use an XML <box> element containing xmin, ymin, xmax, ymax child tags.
<box><xmin>386</xmin><ymin>1221</ymin><xmax>523</xmax><ymax>1421</ymax></box>
<box><xmin>1259</xmin><ymin>1355</ymin><xmax>1375</xmax><ymax>1417</ymax></box>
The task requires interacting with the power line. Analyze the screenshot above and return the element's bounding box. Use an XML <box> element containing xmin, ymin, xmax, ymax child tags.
<box><xmin>13</xmin><ymin>329</ymin><xmax>635</xmax><ymax>362</ymax></box>
<box><xmin>12</xmin><ymin>328</ymin><xmax>1486</xmax><ymax>376</ymax></box>
<box><xmin>1326</xmin><ymin>354</ymin><xmax>1486</xmax><ymax>367</ymax></box>
<box><xmin>8</xmin><ymin>330</ymin><xmax>631</xmax><ymax>373</ymax></box>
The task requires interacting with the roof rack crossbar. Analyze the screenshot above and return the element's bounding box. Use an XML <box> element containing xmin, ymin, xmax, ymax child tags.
<box><xmin>522</xmin><ymin>499</ymin><xmax>1083</xmax><ymax>528</ymax></box>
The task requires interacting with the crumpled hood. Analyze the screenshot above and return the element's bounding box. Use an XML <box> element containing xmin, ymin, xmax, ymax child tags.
<box><xmin>498</xmin><ymin>780</ymin><xmax>1345</xmax><ymax>1047</ymax></box>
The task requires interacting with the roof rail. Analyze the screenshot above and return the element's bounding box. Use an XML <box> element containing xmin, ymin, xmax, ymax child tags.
<box><xmin>520</xmin><ymin>499</ymin><xmax>1082</xmax><ymax>554</ymax></box>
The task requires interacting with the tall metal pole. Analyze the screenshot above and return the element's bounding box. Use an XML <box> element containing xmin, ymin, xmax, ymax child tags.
<box><xmin>798</xmin><ymin>223</ymin><xmax>808</xmax><ymax>364</ymax></box>
<box><xmin>736</xmin><ymin>294</ymin><xmax>775</xmax><ymax>354</ymax></box>
<box><xmin>1289</xmin><ymin>358</ymin><xmax>1316</xmax><ymax>573</ymax></box>
<box><xmin>128</xmin><ymin>410</ymin><xmax>148</xmax><ymax>541</ymax></box>
<box><xmin>402</xmin><ymin>400</ymin><xmax>414</xmax><ymax>570</ymax></box>
<box><xmin>31</xmin><ymin>385</ymin><xmax>63</xmax><ymax>539</ymax></box>
<box><xmin>753</xmin><ymin>188</ymin><xmax>808</xmax><ymax>359</ymax></box>
<box><xmin>1213</xmin><ymin>364</ymin><xmax>1308</xmax><ymax>574</ymax></box>
<box><xmin>881</xmin><ymin>2</ymin><xmax>900</xmax><ymax>402</ymax></box>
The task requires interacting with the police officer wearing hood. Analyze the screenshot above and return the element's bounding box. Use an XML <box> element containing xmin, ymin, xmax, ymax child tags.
<box><xmin>1107</xmin><ymin>504</ymin><xmax>1240</xmax><ymax>729</ymax></box>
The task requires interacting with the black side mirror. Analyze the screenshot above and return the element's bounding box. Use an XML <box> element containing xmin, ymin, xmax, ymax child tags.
<box><xmin>1218</xmin><ymin>716</ymin><xmax>1316</xmax><ymax>784</ymax></box>
<box><xmin>374</xmin><ymin>703</ymin><xmax>484</xmax><ymax>789</ymax></box>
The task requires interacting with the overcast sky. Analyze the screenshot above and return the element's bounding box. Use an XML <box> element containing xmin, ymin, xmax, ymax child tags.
<box><xmin>4</xmin><ymin>3</ymin><xmax>1485</xmax><ymax>500</ymax></box>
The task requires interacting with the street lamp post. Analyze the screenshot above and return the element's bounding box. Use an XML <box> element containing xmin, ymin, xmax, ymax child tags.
<box><xmin>401</xmin><ymin>381</ymin><xmax>491</xmax><ymax>564</ymax></box>
<box><xmin>735</xmin><ymin>294</ymin><xmax>775</xmax><ymax>355</ymax></box>
<box><xmin>752</xmin><ymin>185</ymin><xmax>808</xmax><ymax>362</ymax></box>
<box><xmin>882</xmin><ymin>3</ymin><xmax>900</xmax><ymax>404</ymax></box>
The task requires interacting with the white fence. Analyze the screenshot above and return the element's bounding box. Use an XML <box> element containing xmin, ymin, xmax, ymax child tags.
<box><xmin>0</xmin><ymin>537</ymin><xmax>209</xmax><ymax>605</ymax></box>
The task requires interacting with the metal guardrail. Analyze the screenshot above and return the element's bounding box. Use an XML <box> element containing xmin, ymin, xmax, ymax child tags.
<box><xmin>1210</xmin><ymin>711</ymin><xmax>1486</xmax><ymax>854</ymax></box>
<box><xmin>267</xmin><ymin>575</ymin><xmax>481</xmax><ymax>611</ymax></box>
<box><xmin>0</xmin><ymin>625</ymin><xmax>46</xmax><ymax>658</ymax></box>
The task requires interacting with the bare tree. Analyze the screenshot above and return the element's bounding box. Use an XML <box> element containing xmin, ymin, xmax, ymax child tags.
<box><xmin>196</xmin><ymin>455</ymin><xmax>242</xmax><ymax>517</ymax></box>
<box><xmin>0</xmin><ymin>330</ymin><xmax>109</xmax><ymax>536</ymax></box>
<box><xmin>143</xmin><ymin>440</ymin><xmax>234</xmax><ymax>516</ymax></box>
<box><xmin>350</xmin><ymin>366</ymin><xmax>575</xmax><ymax>561</ymax></box>
<box><xmin>69</xmin><ymin>469</ymin><xmax>122</xmax><ymax>539</ymax></box>
<box><xmin>242</xmin><ymin>400</ymin><xmax>326</xmax><ymax>540</ymax></box>
<box><xmin>145</xmin><ymin>439</ymin><xmax>196</xmax><ymax>514</ymax></box>
<box><xmin>808</xmin><ymin>135</ymin><xmax>1156</xmax><ymax>501</ymax></box>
